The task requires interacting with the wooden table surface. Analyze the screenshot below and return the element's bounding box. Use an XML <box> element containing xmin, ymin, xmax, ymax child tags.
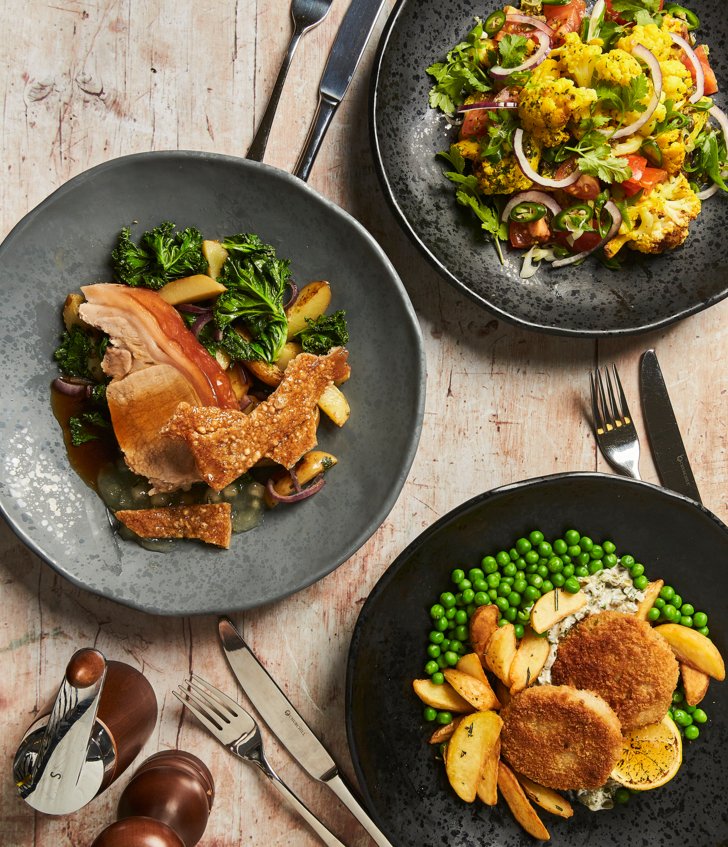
<box><xmin>1</xmin><ymin>1</ymin><xmax>726</xmax><ymax>845</ymax></box>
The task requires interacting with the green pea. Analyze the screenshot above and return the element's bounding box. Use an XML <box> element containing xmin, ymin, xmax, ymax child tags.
<box><xmin>603</xmin><ymin>553</ymin><xmax>618</xmax><ymax>568</ymax></box>
<box><xmin>564</xmin><ymin>529</ymin><xmax>580</xmax><ymax>546</ymax></box>
<box><xmin>486</xmin><ymin>573</ymin><xmax>501</xmax><ymax>588</ymax></box>
<box><xmin>514</xmin><ymin>623</ymin><xmax>525</xmax><ymax>639</ymax></box>
<box><xmin>525</xmin><ymin>550</ymin><xmax>540</xmax><ymax>564</ymax></box>
<box><xmin>580</xmin><ymin>536</ymin><xmax>594</xmax><ymax>552</ymax></box>
<box><xmin>684</xmin><ymin>724</ymin><xmax>700</xmax><ymax>740</ymax></box>
<box><xmin>444</xmin><ymin>651</ymin><xmax>458</xmax><ymax>666</ymax></box>
<box><xmin>508</xmin><ymin>592</ymin><xmax>522</xmax><ymax>607</ymax></box>
<box><xmin>496</xmin><ymin>551</ymin><xmax>511</xmax><ymax>566</ymax></box>
<box><xmin>662</xmin><ymin>604</ymin><xmax>679</xmax><ymax>622</ymax></box>
<box><xmin>429</xmin><ymin>630</ymin><xmax>445</xmax><ymax>644</ymax></box>
<box><xmin>516</xmin><ymin>537</ymin><xmax>532</xmax><ymax>554</ymax></box>
<box><xmin>647</xmin><ymin>607</ymin><xmax>660</xmax><ymax>622</ymax></box>
<box><xmin>561</xmin><ymin>554</ymin><xmax>571</xmax><ymax>565</ymax></box>
<box><xmin>680</xmin><ymin>615</ymin><xmax>693</xmax><ymax>628</ymax></box>
<box><xmin>680</xmin><ymin>603</ymin><xmax>695</xmax><ymax>617</ymax></box>
<box><xmin>441</xmin><ymin>638</ymin><xmax>451</xmax><ymax>650</ymax></box>
<box><xmin>672</xmin><ymin>594</ymin><xmax>682</xmax><ymax>609</ymax></box>
<box><xmin>529</xmin><ymin>530</ymin><xmax>544</xmax><ymax>545</ymax></box>
<box><xmin>537</xmin><ymin>564</ymin><xmax>549</xmax><ymax>579</ymax></box>
<box><xmin>454</xmin><ymin>593</ymin><xmax>463</xmax><ymax>606</ymax></box>
<box><xmin>588</xmin><ymin>560</ymin><xmax>603</xmax><ymax>575</ymax></box>
<box><xmin>427</xmin><ymin>644</ymin><xmax>441</xmax><ymax>659</ymax></box>
<box><xmin>466</xmin><ymin>603</ymin><xmax>477</xmax><ymax>617</ymax></box>
<box><xmin>455</xmin><ymin>625</ymin><xmax>469</xmax><ymax>641</ymax></box>
<box><xmin>620</xmin><ymin>554</ymin><xmax>635</xmax><ymax>567</ymax></box>
<box><xmin>473</xmin><ymin>578</ymin><xmax>488</xmax><ymax>592</ymax></box>
<box><xmin>590</xmin><ymin>545</ymin><xmax>604</xmax><ymax>559</ymax></box>
<box><xmin>553</xmin><ymin>539</ymin><xmax>567</xmax><ymax>555</ymax></box>
<box><xmin>523</xmin><ymin>585</ymin><xmax>541</xmax><ymax>602</ymax></box>
<box><xmin>574</xmin><ymin>565</ymin><xmax>589</xmax><ymax>578</ymax></box>
<box><xmin>430</xmin><ymin>603</ymin><xmax>445</xmax><ymax>619</ymax></box>
<box><xmin>502</xmin><ymin>562</ymin><xmax>517</xmax><ymax>578</ymax></box>
<box><xmin>577</xmin><ymin>552</ymin><xmax>590</xmax><ymax>567</ymax></box>
<box><xmin>451</xmin><ymin>568</ymin><xmax>465</xmax><ymax>584</ymax></box>
<box><xmin>614</xmin><ymin>787</ymin><xmax>631</xmax><ymax>804</ymax></box>
<box><xmin>564</xmin><ymin>576</ymin><xmax>581</xmax><ymax>594</ymax></box>
<box><xmin>469</xmin><ymin>567</ymin><xmax>484</xmax><ymax>582</ymax></box>
<box><xmin>445</xmin><ymin>607</ymin><xmax>456</xmax><ymax>620</ymax></box>
<box><xmin>552</xmin><ymin>572</ymin><xmax>565</xmax><ymax>587</ymax></box>
<box><xmin>446</xmin><ymin>619</ymin><xmax>456</xmax><ymax>630</ymax></box>
<box><xmin>462</xmin><ymin>588</ymin><xmax>475</xmax><ymax>604</ymax></box>
<box><xmin>482</xmin><ymin>556</ymin><xmax>498</xmax><ymax>573</ymax></box>
<box><xmin>538</xmin><ymin>541</ymin><xmax>553</xmax><ymax>557</ymax></box>
<box><xmin>474</xmin><ymin>591</ymin><xmax>489</xmax><ymax>606</ymax></box>
<box><xmin>449</xmin><ymin>640</ymin><xmax>463</xmax><ymax>653</ymax></box>
<box><xmin>517</xmin><ymin>608</ymin><xmax>532</xmax><ymax>623</ymax></box>
<box><xmin>698</xmin><ymin>626</ymin><xmax>710</xmax><ymax>636</ymax></box>
<box><xmin>423</xmin><ymin>706</ymin><xmax>437</xmax><ymax>721</ymax></box>
<box><xmin>660</xmin><ymin>585</ymin><xmax>675</xmax><ymax>601</ymax></box>
<box><xmin>541</xmin><ymin>580</ymin><xmax>554</xmax><ymax>593</ymax></box>
<box><xmin>548</xmin><ymin>557</ymin><xmax>564</xmax><ymax>573</ymax></box>
<box><xmin>673</xmin><ymin>709</ymin><xmax>692</xmax><ymax>727</ymax></box>
<box><xmin>603</xmin><ymin>540</ymin><xmax>616</xmax><ymax>554</ymax></box>
<box><xmin>502</xmin><ymin>606</ymin><xmax>517</xmax><ymax>622</ymax></box>
<box><xmin>693</xmin><ymin>611</ymin><xmax>708</xmax><ymax>628</ymax></box>
<box><xmin>515</xmin><ymin>569</ymin><xmax>525</xmax><ymax>580</ymax></box>
<box><xmin>514</xmin><ymin>579</ymin><xmax>528</xmax><ymax>594</ymax></box>
<box><xmin>693</xmin><ymin>708</ymin><xmax>707</xmax><ymax>724</ymax></box>
<box><xmin>497</xmin><ymin>582</ymin><xmax>511</xmax><ymax>598</ymax></box>
<box><xmin>633</xmin><ymin>575</ymin><xmax>648</xmax><ymax>590</ymax></box>
<box><xmin>488</xmin><ymin>589</ymin><xmax>498</xmax><ymax>601</ymax></box>
<box><xmin>435</xmin><ymin>617</ymin><xmax>448</xmax><ymax>632</ymax></box>
<box><xmin>509</xmin><ymin>548</ymin><xmax>520</xmax><ymax>562</ymax></box>
<box><xmin>672</xmin><ymin>690</ymin><xmax>683</xmax><ymax>703</ymax></box>
<box><xmin>562</xmin><ymin>564</ymin><xmax>575</xmax><ymax>578</ymax></box>
<box><xmin>685</xmin><ymin>704</ymin><xmax>695</xmax><ymax>713</ymax></box>
<box><xmin>436</xmin><ymin>655</ymin><xmax>448</xmax><ymax>669</ymax></box>
<box><xmin>425</xmin><ymin>660</ymin><xmax>439</xmax><ymax>675</ymax></box>
<box><xmin>567</xmin><ymin>544</ymin><xmax>581</xmax><ymax>558</ymax></box>
<box><xmin>459</xmin><ymin>579</ymin><xmax>472</xmax><ymax>591</ymax></box>
<box><xmin>454</xmin><ymin>609</ymin><xmax>467</xmax><ymax>625</ymax></box>
<box><xmin>440</xmin><ymin>591</ymin><xmax>456</xmax><ymax>608</ymax></box>
<box><xmin>437</xmin><ymin>710</ymin><xmax>453</xmax><ymax>725</ymax></box>
<box><xmin>653</xmin><ymin>597</ymin><xmax>665</xmax><ymax>609</ymax></box>
<box><xmin>495</xmin><ymin>596</ymin><xmax>509</xmax><ymax>612</ymax></box>
<box><xmin>433</xmin><ymin>669</ymin><xmax>446</xmax><ymax>682</ymax></box>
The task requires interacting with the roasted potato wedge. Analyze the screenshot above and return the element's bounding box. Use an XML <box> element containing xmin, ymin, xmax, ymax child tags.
<box><xmin>286</xmin><ymin>280</ymin><xmax>331</xmax><ymax>338</ymax></box>
<box><xmin>264</xmin><ymin>451</ymin><xmax>337</xmax><ymax>508</ymax></box>
<box><xmin>494</xmin><ymin>677</ymin><xmax>511</xmax><ymax>709</ymax></box>
<box><xmin>469</xmin><ymin>604</ymin><xmax>500</xmax><ymax>665</ymax></box>
<box><xmin>444</xmin><ymin>669</ymin><xmax>500</xmax><ymax>711</ymax></box>
<box><xmin>680</xmin><ymin>662</ymin><xmax>710</xmax><ymax>706</ymax></box>
<box><xmin>497</xmin><ymin>761</ymin><xmax>550</xmax><ymax>841</ymax></box>
<box><xmin>244</xmin><ymin>357</ymin><xmax>284</xmax><ymax>388</ymax></box>
<box><xmin>485</xmin><ymin>623</ymin><xmax>518</xmax><ymax>685</ymax></box>
<box><xmin>509</xmin><ymin>628</ymin><xmax>550</xmax><ymax>694</ymax></box>
<box><xmin>318</xmin><ymin>383</ymin><xmax>350</xmax><ymax>426</ymax></box>
<box><xmin>276</xmin><ymin>341</ymin><xmax>302</xmax><ymax>372</ymax></box>
<box><xmin>531</xmin><ymin>588</ymin><xmax>587</xmax><ymax>634</ymax></box>
<box><xmin>202</xmin><ymin>239</ymin><xmax>229</xmax><ymax>279</ymax></box>
<box><xmin>429</xmin><ymin>716</ymin><xmax>462</xmax><ymax>745</ymax></box>
<box><xmin>517</xmin><ymin>773</ymin><xmax>574</xmax><ymax>819</ymax></box>
<box><xmin>655</xmin><ymin>624</ymin><xmax>725</xmax><ymax>680</ymax></box>
<box><xmin>457</xmin><ymin>652</ymin><xmax>490</xmax><ymax>686</ymax></box>
<box><xmin>476</xmin><ymin>738</ymin><xmax>500</xmax><ymax>806</ymax></box>
<box><xmin>635</xmin><ymin>579</ymin><xmax>664</xmax><ymax>621</ymax></box>
<box><xmin>412</xmin><ymin>679</ymin><xmax>471</xmax><ymax>712</ymax></box>
<box><xmin>445</xmin><ymin>711</ymin><xmax>503</xmax><ymax>803</ymax></box>
<box><xmin>63</xmin><ymin>293</ymin><xmax>87</xmax><ymax>331</ymax></box>
<box><xmin>158</xmin><ymin>274</ymin><xmax>226</xmax><ymax>305</ymax></box>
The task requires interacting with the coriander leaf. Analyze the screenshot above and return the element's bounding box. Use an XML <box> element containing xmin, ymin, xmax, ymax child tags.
<box><xmin>596</xmin><ymin>75</ymin><xmax>649</xmax><ymax>116</ymax></box>
<box><xmin>609</xmin><ymin>0</ymin><xmax>662</xmax><ymax>23</ymax></box>
<box><xmin>296</xmin><ymin>311</ymin><xmax>349</xmax><ymax>355</ymax></box>
<box><xmin>454</xmin><ymin>187</ymin><xmax>508</xmax><ymax>262</ymax></box>
<box><xmin>437</xmin><ymin>145</ymin><xmax>467</xmax><ymax>174</ymax></box>
<box><xmin>481</xmin><ymin>109</ymin><xmax>518</xmax><ymax>161</ymax></box>
<box><xmin>69</xmin><ymin>411</ymin><xmax>110</xmax><ymax>447</ymax></box>
<box><xmin>214</xmin><ymin>233</ymin><xmax>290</xmax><ymax>363</ymax></box>
<box><xmin>426</xmin><ymin>20</ymin><xmax>492</xmax><ymax>114</ymax></box>
<box><xmin>111</xmin><ymin>221</ymin><xmax>207</xmax><ymax>290</ymax></box>
<box><xmin>497</xmin><ymin>34</ymin><xmax>529</xmax><ymax>70</ymax></box>
<box><xmin>54</xmin><ymin>326</ymin><xmax>95</xmax><ymax>378</ymax></box>
<box><xmin>568</xmin><ymin>132</ymin><xmax>633</xmax><ymax>183</ymax></box>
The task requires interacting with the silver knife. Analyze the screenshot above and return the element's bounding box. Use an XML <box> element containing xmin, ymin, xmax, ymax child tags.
<box><xmin>639</xmin><ymin>349</ymin><xmax>702</xmax><ymax>503</ymax></box>
<box><xmin>219</xmin><ymin>617</ymin><xmax>394</xmax><ymax>847</ymax></box>
<box><xmin>294</xmin><ymin>0</ymin><xmax>387</xmax><ymax>181</ymax></box>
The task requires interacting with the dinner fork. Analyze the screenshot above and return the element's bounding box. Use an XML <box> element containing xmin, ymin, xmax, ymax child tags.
<box><xmin>247</xmin><ymin>0</ymin><xmax>334</xmax><ymax>161</ymax></box>
<box><xmin>174</xmin><ymin>676</ymin><xmax>346</xmax><ymax>847</ymax></box>
<box><xmin>589</xmin><ymin>364</ymin><xmax>641</xmax><ymax>480</ymax></box>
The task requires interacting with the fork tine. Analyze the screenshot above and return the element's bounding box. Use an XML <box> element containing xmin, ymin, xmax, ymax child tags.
<box><xmin>595</xmin><ymin>368</ymin><xmax>615</xmax><ymax>429</ymax></box>
<box><xmin>589</xmin><ymin>372</ymin><xmax>605</xmax><ymax>433</ymax></box>
<box><xmin>611</xmin><ymin>363</ymin><xmax>632</xmax><ymax>424</ymax></box>
<box><xmin>190</xmin><ymin>674</ymin><xmax>242</xmax><ymax>717</ymax></box>
<box><xmin>603</xmin><ymin>365</ymin><xmax>622</xmax><ymax>427</ymax></box>
<box><xmin>174</xmin><ymin>685</ymin><xmax>225</xmax><ymax>733</ymax></box>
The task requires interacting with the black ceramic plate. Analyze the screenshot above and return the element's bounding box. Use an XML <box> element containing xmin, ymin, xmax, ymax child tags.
<box><xmin>0</xmin><ymin>151</ymin><xmax>425</xmax><ymax>615</ymax></box>
<box><xmin>371</xmin><ymin>0</ymin><xmax>728</xmax><ymax>336</ymax></box>
<box><xmin>346</xmin><ymin>473</ymin><xmax>728</xmax><ymax>846</ymax></box>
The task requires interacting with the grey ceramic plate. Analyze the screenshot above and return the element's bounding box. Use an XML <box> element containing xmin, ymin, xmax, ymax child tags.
<box><xmin>0</xmin><ymin>151</ymin><xmax>425</xmax><ymax>615</ymax></box>
<box><xmin>347</xmin><ymin>473</ymin><xmax>728</xmax><ymax>846</ymax></box>
<box><xmin>371</xmin><ymin>0</ymin><xmax>728</xmax><ymax>336</ymax></box>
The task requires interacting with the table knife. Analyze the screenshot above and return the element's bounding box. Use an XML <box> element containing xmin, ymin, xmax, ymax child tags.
<box><xmin>218</xmin><ymin>617</ymin><xmax>394</xmax><ymax>847</ymax></box>
<box><xmin>639</xmin><ymin>349</ymin><xmax>702</xmax><ymax>503</ymax></box>
<box><xmin>294</xmin><ymin>0</ymin><xmax>387</xmax><ymax>181</ymax></box>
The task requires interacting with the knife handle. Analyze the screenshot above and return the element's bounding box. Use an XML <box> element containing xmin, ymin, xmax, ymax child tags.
<box><xmin>252</xmin><ymin>755</ymin><xmax>346</xmax><ymax>847</ymax></box>
<box><xmin>325</xmin><ymin>773</ymin><xmax>393</xmax><ymax>847</ymax></box>
<box><xmin>294</xmin><ymin>93</ymin><xmax>338</xmax><ymax>182</ymax></box>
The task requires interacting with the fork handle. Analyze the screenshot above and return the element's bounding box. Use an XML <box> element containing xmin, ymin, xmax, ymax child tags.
<box><xmin>253</xmin><ymin>758</ymin><xmax>346</xmax><ymax>847</ymax></box>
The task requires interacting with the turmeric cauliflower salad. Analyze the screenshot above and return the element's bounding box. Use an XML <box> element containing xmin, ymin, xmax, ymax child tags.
<box><xmin>427</xmin><ymin>0</ymin><xmax>727</xmax><ymax>276</ymax></box>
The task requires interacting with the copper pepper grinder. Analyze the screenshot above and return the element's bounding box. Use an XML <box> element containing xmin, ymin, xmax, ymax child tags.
<box><xmin>90</xmin><ymin>750</ymin><xmax>215</xmax><ymax>847</ymax></box>
<box><xmin>13</xmin><ymin>648</ymin><xmax>157</xmax><ymax>815</ymax></box>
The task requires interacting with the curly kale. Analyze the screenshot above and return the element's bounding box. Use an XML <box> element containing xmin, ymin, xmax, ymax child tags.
<box><xmin>69</xmin><ymin>411</ymin><xmax>110</xmax><ymax>447</ymax></box>
<box><xmin>54</xmin><ymin>326</ymin><xmax>95</xmax><ymax>378</ymax></box>
<box><xmin>297</xmin><ymin>311</ymin><xmax>349</xmax><ymax>355</ymax></box>
<box><xmin>214</xmin><ymin>233</ymin><xmax>290</xmax><ymax>363</ymax></box>
<box><xmin>111</xmin><ymin>221</ymin><xmax>207</xmax><ymax>289</ymax></box>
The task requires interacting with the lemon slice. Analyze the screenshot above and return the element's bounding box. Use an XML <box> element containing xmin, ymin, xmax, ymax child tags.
<box><xmin>611</xmin><ymin>714</ymin><xmax>683</xmax><ymax>791</ymax></box>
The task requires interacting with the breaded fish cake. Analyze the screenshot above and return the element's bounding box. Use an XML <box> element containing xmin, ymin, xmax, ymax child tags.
<box><xmin>501</xmin><ymin>685</ymin><xmax>622</xmax><ymax>790</ymax></box>
<box><xmin>551</xmin><ymin>610</ymin><xmax>679</xmax><ymax>730</ymax></box>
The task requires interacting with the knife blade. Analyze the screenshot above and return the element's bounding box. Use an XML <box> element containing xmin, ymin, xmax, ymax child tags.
<box><xmin>639</xmin><ymin>349</ymin><xmax>701</xmax><ymax>503</ymax></box>
<box><xmin>219</xmin><ymin>617</ymin><xmax>394</xmax><ymax>847</ymax></box>
<box><xmin>294</xmin><ymin>0</ymin><xmax>387</xmax><ymax>181</ymax></box>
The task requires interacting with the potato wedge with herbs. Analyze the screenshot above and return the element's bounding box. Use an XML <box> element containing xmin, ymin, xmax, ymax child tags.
<box><xmin>469</xmin><ymin>604</ymin><xmax>500</xmax><ymax>666</ymax></box>
<box><xmin>517</xmin><ymin>773</ymin><xmax>574</xmax><ymax>819</ymax></box>
<box><xmin>158</xmin><ymin>274</ymin><xmax>227</xmax><ymax>305</ymax></box>
<box><xmin>680</xmin><ymin>662</ymin><xmax>710</xmax><ymax>706</ymax></box>
<box><xmin>531</xmin><ymin>588</ymin><xmax>587</xmax><ymax>634</ymax></box>
<box><xmin>412</xmin><ymin>679</ymin><xmax>471</xmax><ymax>712</ymax></box>
<box><xmin>485</xmin><ymin>623</ymin><xmax>518</xmax><ymax>685</ymax></box>
<box><xmin>202</xmin><ymin>239</ymin><xmax>229</xmax><ymax>279</ymax></box>
<box><xmin>476</xmin><ymin>737</ymin><xmax>500</xmax><ymax>806</ymax></box>
<box><xmin>445</xmin><ymin>711</ymin><xmax>503</xmax><ymax>803</ymax></box>
<box><xmin>456</xmin><ymin>652</ymin><xmax>491</xmax><ymax>686</ymax></box>
<box><xmin>286</xmin><ymin>280</ymin><xmax>331</xmax><ymax>338</ymax></box>
<box><xmin>635</xmin><ymin>579</ymin><xmax>664</xmax><ymax>621</ymax></box>
<box><xmin>497</xmin><ymin>761</ymin><xmax>550</xmax><ymax>841</ymax></box>
<box><xmin>444</xmin><ymin>669</ymin><xmax>500</xmax><ymax>711</ymax></box>
<box><xmin>655</xmin><ymin>624</ymin><xmax>725</xmax><ymax>680</ymax></box>
<box><xmin>509</xmin><ymin>628</ymin><xmax>550</xmax><ymax>694</ymax></box>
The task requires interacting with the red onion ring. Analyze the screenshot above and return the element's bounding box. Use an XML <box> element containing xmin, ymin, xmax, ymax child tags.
<box><xmin>504</xmin><ymin>13</ymin><xmax>554</xmax><ymax>38</ymax></box>
<box><xmin>611</xmin><ymin>46</ymin><xmax>662</xmax><ymax>139</ymax></box>
<box><xmin>490</xmin><ymin>30</ymin><xmax>551</xmax><ymax>77</ymax></box>
<box><xmin>283</xmin><ymin>280</ymin><xmax>299</xmax><ymax>310</ymax></box>
<box><xmin>457</xmin><ymin>99</ymin><xmax>519</xmax><ymax>112</ymax></box>
<box><xmin>501</xmin><ymin>190</ymin><xmax>562</xmax><ymax>222</ymax></box>
<box><xmin>513</xmin><ymin>129</ymin><xmax>581</xmax><ymax>188</ymax></box>
<box><xmin>669</xmin><ymin>32</ymin><xmax>704</xmax><ymax>103</ymax></box>
<box><xmin>238</xmin><ymin>394</ymin><xmax>254</xmax><ymax>411</ymax></box>
<box><xmin>191</xmin><ymin>312</ymin><xmax>213</xmax><ymax>337</ymax></box>
<box><xmin>265</xmin><ymin>474</ymin><xmax>325</xmax><ymax>504</ymax></box>
<box><xmin>52</xmin><ymin>376</ymin><xmax>92</xmax><ymax>397</ymax></box>
<box><xmin>176</xmin><ymin>303</ymin><xmax>210</xmax><ymax>314</ymax></box>
<box><xmin>551</xmin><ymin>201</ymin><xmax>623</xmax><ymax>267</ymax></box>
<box><xmin>697</xmin><ymin>182</ymin><xmax>719</xmax><ymax>200</ymax></box>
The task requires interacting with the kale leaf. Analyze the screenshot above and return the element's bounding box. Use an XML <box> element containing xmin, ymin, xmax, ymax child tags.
<box><xmin>69</xmin><ymin>411</ymin><xmax>110</xmax><ymax>447</ymax></box>
<box><xmin>54</xmin><ymin>326</ymin><xmax>95</xmax><ymax>378</ymax></box>
<box><xmin>214</xmin><ymin>233</ymin><xmax>290</xmax><ymax>363</ymax></box>
<box><xmin>111</xmin><ymin>221</ymin><xmax>207</xmax><ymax>289</ymax></box>
<box><xmin>426</xmin><ymin>19</ymin><xmax>493</xmax><ymax>114</ymax></box>
<box><xmin>297</xmin><ymin>311</ymin><xmax>349</xmax><ymax>355</ymax></box>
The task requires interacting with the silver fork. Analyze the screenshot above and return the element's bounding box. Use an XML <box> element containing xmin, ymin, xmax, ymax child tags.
<box><xmin>589</xmin><ymin>364</ymin><xmax>641</xmax><ymax>480</ymax></box>
<box><xmin>174</xmin><ymin>676</ymin><xmax>346</xmax><ymax>847</ymax></box>
<box><xmin>247</xmin><ymin>0</ymin><xmax>334</xmax><ymax>161</ymax></box>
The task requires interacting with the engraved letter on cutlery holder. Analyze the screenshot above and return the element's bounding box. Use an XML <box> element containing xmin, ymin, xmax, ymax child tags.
<box><xmin>14</xmin><ymin>648</ymin><xmax>158</xmax><ymax>816</ymax></box>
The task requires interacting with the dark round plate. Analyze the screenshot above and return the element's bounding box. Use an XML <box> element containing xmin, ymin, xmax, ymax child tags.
<box><xmin>0</xmin><ymin>151</ymin><xmax>425</xmax><ymax>615</ymax></box>
<box><xmin>346</xmin><ymin>473</ymin><xmax>728</xmax><ymax>846</ymax></box>
<box><xmin>371</xmin><ymin>0</ymin><xmax>728</xmax><ymax>336</ymax></box>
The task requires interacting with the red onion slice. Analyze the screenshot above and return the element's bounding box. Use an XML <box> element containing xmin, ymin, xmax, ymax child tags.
<box><xmin>458</xmin><ymin>99</ymin><xmax>518</xmax><ymax>112</ymax></box>
<box><xmin>265</xmin><ymin>474</ymin><xmax>325</xmax><ymax>504</ymax></box>
<box><xmin>669</xmin><ymin>32</ymin><xmax>704</xmax><ymax>103</ymax></box>
<box><xmin>551</xmin><ymin>200</ymin><xmax>623</xmax><ymax>267</ymax></box>
<box><xmin>501</xmin><ymin>190</ymin><xmax>562</xmax><ymax>222</ymax></box>
<box><xmin>697</xmin><ymin>182</ymin><xmax>719</xmax><ymax>200</ymax></box>
<box><xmin>504</xmin><ymin>13</ymin><xmax>554</xmax><ymax>38</ymax></box>
<box><xmin>283</xmin><ymin>280</ymin><xmax>299</xmax><ymax>310</ymax></box>
<box><xmin>191</xmin><ymin>312</ymin><xmax>213</xmax><ymax>337</ymax></box>
<box><xmin>513</xmin><ymin>129</ymin><xmax>581</xmax><ymax>188</ymax></box>
<box><xmin>490</xmin><ymin>30</ymin><xmax>551</xmax><ymax>77</ymax></box>
<box><xmin>611</xmin><ymin>46</ymin><xmax>662</xmax><ymax>139</ymax></box>
<box><xmin>53</xmin><ymin>376</ymin><xmax>92</xmax><ymax>397</ymax></box>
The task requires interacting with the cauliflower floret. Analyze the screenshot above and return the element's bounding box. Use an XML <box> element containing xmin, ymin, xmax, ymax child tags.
<box><xmin>452</xmin><ymin>139</ymin><xmax>538</xmax><ymax>195</ymax></box>
<box><xmin>656</xmin><ymin>128</ymin><xmax>686</xmax><ymax>175</ymax></box>
<box><xmin>518</xmin><ymin>75</ymin><xmax>597</xmax><ymax>147</ymax></box>
<box><xmin>604</xmin><ymin>174</ymin><xmax>701</xmax><ymax>257</ymax></box>
<box><xmin>552</xmin><ymin>32</ymin><xmax>603</xmax><ymax>88</ymax></box>
<box><xmin>659</xmin><ymin>59</ymin><xmax>692</xmax><ymax>102</ymax></box>
<box><xmin>616</xmin><ymin>24</ymin><xmax>674</xmax><ymax>62</ymax></box>
<box><xmin>662</xmin><ymin>14</ymin><xmax>689</xmax><ymax>39</ymax></box>
<box><xmin>594</xmin><ymin>48</ymin><xmax>643</xmax><ymax>87</ymax></box>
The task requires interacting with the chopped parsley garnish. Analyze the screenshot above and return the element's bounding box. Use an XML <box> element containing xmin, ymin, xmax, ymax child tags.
<box><xmin>426</xmin><ymin>20</ymin><xmax>492</xmax><ymax>114</ymax></box>
<box><xmin>497</xmin><ymin>34</ymin><xmax>529</xmax><ymax>69</ymax></box>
